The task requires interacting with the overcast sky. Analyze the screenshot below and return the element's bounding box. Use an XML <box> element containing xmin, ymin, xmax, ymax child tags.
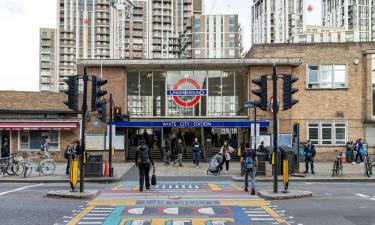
<box><xmin>0</xmin><ymin>0</ymin><xmax>321</xmax><ymax>91</ymax></box>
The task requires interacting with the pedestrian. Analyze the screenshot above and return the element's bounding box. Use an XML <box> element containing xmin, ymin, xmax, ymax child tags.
<box><xmin>241</xmin><ymin>143</ymin><xmax>258</xmax><ymax>195</ymax></box>
<box><xmin>172</xmin><ymin>138</ymin><xmax>184</xmax><ymax>167</ymax></box>
<box><xmin>192</xmin><ymin>138</ymin><xmax>202</xmax><ymax>168</ymax></box>
<box><xmin>164</xmin><ymin>135</ymin><xmax>172</xmax><ymax>166</ymax></box>
<box><xmin>1</xmin><ymin>137</ymin><xmax>9</xmax><ymax>158</ymax></box>
<box><xmin>41</xmin><ymin>139</ymin><xmax>50</xmax><ymax>158</ymax></box>
<box><xmin>257</xmin><ymin>141</ymin><xmax>269</xmax><ymax>161</ymax></box>
<box><xmin>303</xmin><ymin>140</ymin><xmax>316</xmax><ymax>174</ymax></box>
<box><xmin>142</xmin><ymin>129</ymin><xmax>149</xmax><ymax>146</ymax></box>
<box><xmin>353</xmin><ymin>138</ymin><xmax>364</xmax><ymax>164</ymax></box>
<box><xmin>135</xmin><ymin>139</ymin><xmax>154</xmax><ymax>192</ymax></box>
<box><xmin>64</xmin><ymin>142</ymin><xmax>74</xmax><ymax>175</ymax></box>
<box><xmin>219</xmin><ymin>139</ymin><xmax>235</xmax><ymax>174</ymax></box>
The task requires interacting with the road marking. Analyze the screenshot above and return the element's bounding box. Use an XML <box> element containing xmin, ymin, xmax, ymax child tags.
<box><xmin>251</xmin><ymin>218</ymin><xmax>275</xmax><ymax>221</ymax></box>
<box><xmin>248</xmin><ymin>214</ymin><xmax>270</xmax><ymax>217</ymax></box>
<box><xmin>245</xmin><ymin>211</ymin><xmax>267</xmax><ymax>213</ymax></box>
<box><xmin>370</xmin><ymin>198</ymin><xmax>375</xmax><ymax>201</ymax></box>
<box><xmin>67</xmin><ymin>206</ymin><xmax>95</xmax><ymax>225</ymax></box>
<box><xmin>0</xmin><ymin>183</ymin><xmax>43</xmax><ymax>196</ymax></box>
<box><xmin>87</xmin><ymin>214</ymin><xmax>109</xmax><ymax>216</ymax></box>
<box><xmin>355</xmin><ymin>193</ymin><xmax>370</xmax><ymax>198</ymax></box>
<box><xmin>82</xmin><ymin>217</ymin><xmax>106</xmax><ymax>220</ymax></box>
<box><xmin>78</xmin><ymin>222</ymin><xmax>102</xmax><ymax>225</ymax></box>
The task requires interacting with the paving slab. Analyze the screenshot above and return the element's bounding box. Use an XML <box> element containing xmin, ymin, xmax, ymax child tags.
<box><xmin>258</xmin><ymin>190</ymin><xmax>313</xmax><ymax>200</ymax></box>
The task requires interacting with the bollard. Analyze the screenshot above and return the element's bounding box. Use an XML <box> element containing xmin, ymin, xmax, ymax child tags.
<box><xmin>70</xmin><ymin>159</ymin><xmax>78</xmax><ymax>191</ymax></box>
<box><xmin>283</xmin><ymin>159</ymin><xmax>289</xmax><ymax>192</ymax></box>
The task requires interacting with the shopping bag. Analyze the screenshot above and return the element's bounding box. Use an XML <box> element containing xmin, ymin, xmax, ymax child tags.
<box><xmin>151</xmin><ymin>165</ymin><xmax>157</xmax><ymax>185</ymax></box>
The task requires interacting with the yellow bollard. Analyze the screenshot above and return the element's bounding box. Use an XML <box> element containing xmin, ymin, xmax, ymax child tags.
<box><xmin>70</xmin><ymin>159</ymin><xmax>78</xmax><ymax>191</ymax></box>
<box><xmin>283</xmin><ymin>159</ymin><xmax>289</xmax><ymax>192</ymax></box>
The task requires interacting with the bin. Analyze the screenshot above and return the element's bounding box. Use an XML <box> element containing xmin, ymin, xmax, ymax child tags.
<box><xmin>346</xmin><ymin>142</ymin><xmax>353</xmax><ymax>163</ymax></box>
<box><xmin>84</xmin><ymin>154</ymin><xmax>103</xmax><ymax>177</ymax></box>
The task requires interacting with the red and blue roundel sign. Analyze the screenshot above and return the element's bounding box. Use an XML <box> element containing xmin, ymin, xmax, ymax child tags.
<box><xmin>167</xmin><ymin>78</ymin><xmax>207</xmax><ymax>107</ymax></box>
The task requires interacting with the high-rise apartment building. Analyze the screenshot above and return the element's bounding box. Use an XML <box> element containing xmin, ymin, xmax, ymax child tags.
<box><xmin>55</xmin><ymin>0</ymin><xmax>112</xmax><ymax>91</ymax></box>
<box><xmin>39</xmin><ymin>28</ymin><xmax>57</xmax><ymax>92</ymax></box>
<box><xmin>179</xmin><ymin>14</ymin><xmax>241</xmax><ymax>58</ymax></box>
<box><xmin>322</xmin><ymin>0</ymin><xmax>374</xmax><ymax>41</ymax></box>
<box><xmin>251</xmin><ymin>0</ymin><xmax>305</xmax><ymax>44</ymax></box>
<box><xmin>113</xmin><ymin>0</ymin><xmax>203</xmax><ymax>59</ymax></box>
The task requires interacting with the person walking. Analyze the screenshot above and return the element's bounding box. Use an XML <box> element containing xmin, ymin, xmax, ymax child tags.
<box><xmin>164</xmin><ymin>135</ymin><xmax>172</xmax><ymax>166</ymax></box>
<box><xmin>192</xmin><ymin>138</ymin><xmax>202</xmax><ymax>168</ymax></box>
<box><xmin>135</xmin><ymin>139</ymin><xmax>154</xmax><ymax>192</ymax></box>
<box><xmin>304</xmin><ymin>140</ymin><xmax>316</xmax><ymax>174</ymax></box>
<box><xmin>41</xmin><ymin>139</ymin><xmax>50</xmax><ymax>159</ymax></box>
<box><xmin>353</xmin><ymin>138</ymin><xmax>364</xmax><ymax>164</ymax></box>
<box><xmin>64</xmin><ymin>142</ymin><xmax>74</xmax><ymax>175</ymax></box>
<box><xmin>142</xmin><ymin>130</ymin><xmax>149</xmax><ymax>146</ymax></box>
<box><xmin>219</xmin><ymin>140</ymin><xmax>235</xmax><ymax>174</ymax></box>
<box><xmin>241</xmin><ymin>143</ymin><xmax>258</xmax><ymax>195</ymax></box>
<box><xmin>172</xmin><ymin>139</ymin><xmax>184</xmax><ymax>167</ymax></box>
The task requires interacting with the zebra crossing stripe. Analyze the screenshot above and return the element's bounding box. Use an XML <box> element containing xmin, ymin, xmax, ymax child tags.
<box><xmin>78</xmin><ymin>222</ymin><xmax>102</xmax><ymax>225</ymax></box>
<box><xmin>82</xmin><ymin>217</ymin><xmax>106</xmax><ymax>220</ymax></box>
<box><xmin>251</xmin><ymin>218</ymin><xmax>275</xmax><ymax>221</ymax></box>
<box><xmin>248</xmin><ymin>214</ymin><xmax>271</xmax><ymax>217</ymax></box>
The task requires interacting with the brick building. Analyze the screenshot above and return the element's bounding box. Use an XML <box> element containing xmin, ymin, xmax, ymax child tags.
<box><xmin>0</xmin><ymin>91</ymin><xmax>79</xmax><ymax>161</ymax></box>
<box><xmin>78</xmin><ymin>42</ymin><xmax>375</xmax><ymax>161</ymax></box>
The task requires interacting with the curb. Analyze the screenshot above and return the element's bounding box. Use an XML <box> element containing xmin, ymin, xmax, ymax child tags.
<box><xmin>0</xmin><ymin>177</ymin><xmax>120</xmax><ymax>184</ymax></box>
<box><xmin>231</xmin><ymin>175</ymin><xmax>375</xmax><ymax>183</ymax></box>
<box><xmin>258</xmin><ymin>190</ymin><xmax>313</xmax><ymax>200</ymax></box>
<box><xmin>46</xmin><ymin>189</ymin><xmax>100</xmax><ymax>199</ymax></box>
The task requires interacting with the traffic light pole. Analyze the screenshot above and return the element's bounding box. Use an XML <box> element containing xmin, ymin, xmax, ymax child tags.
<box><xmin>80</xmin><ymin>66</ymin><xmax>88</xmax><ymax>193</ymax></box>
<box><xmin>109</xmin><ymin>93</ymin><xmax>113</xmax><ymax>177</ymax></box>
<box><xmin>272</xmin><ymin>64</ymin><xmax>278</xmax><ymax>193</ymax></box>
<box><xmin>254</xmin><ymin>107</ymin><xmax>257</xmax><ymax>150</ymax></box>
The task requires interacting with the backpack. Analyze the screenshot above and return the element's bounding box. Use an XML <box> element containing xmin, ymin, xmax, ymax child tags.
<box><xmin>244</xmin><ymin>150</ymin><xmax>254</xmax><ymax>169</ymax></box>
<box><xmin>40</xmin><ymin>144</ymin><xmax>44</xmax><ymax>151</ymax></box>
<box><xmin>137</xmin><ymin>144</ymin><xmax>150</xmax><ymax>165</ymax></box>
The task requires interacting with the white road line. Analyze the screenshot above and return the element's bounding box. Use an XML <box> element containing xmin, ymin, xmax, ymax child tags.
<box><xmin>87</xmin><ymin>214</ymin><xmax>109</xmax><ymax>216</ymax></box>
<box><xmin>94</xmin><ymin>208</ymin><xmax>114</xmax><ymax>210</ymax></box>
<box><xmin>169</xmin><ymin>185</ymin><xmax>172</xmax><ymax>188</ymax></box>
<box><xmin>248</xmin><ymin>214</ymin><xmax>270</xmax><ymax>217</ymax></box>
<box><xmin>78</xmin><ymin>222</ymin><xmax>102</xmax><ymax>225</ymax></box>
<box><xmin>90</xmin><ymin>210</ymin><xmax>112</xmax><ymax>213</ymax></box>
<box><xmin>251</xmin><ymin>218</ymin><xmax>275</xmax><ymax>221</ymax></box>
<box><xmin>245</xmin><ymin>211</ymin><xmax>267</xmax><ymax>213</ymax></box>
<box><xmin>370</xmin><ymin>198</ymin><xmax>375</xmax><ymax>201</ymax></box>
<box><xmin>355</xmin><ymin>193</ymin><xmax>370</xmax><ymax>198</ymax></box>
<box><xmin>83</xmin><ymin>217</ymin><xmax>106</xmax><ymax>220</ymax></box>
<box><xmin>194</xmin><ymin>185</ymin><xmax>199</xmax><ymax>188</ymax></box>
<box><xmin>0</xmin><ymin>183</ymin><xmax>43</xmax><ymax>196</ymax></box>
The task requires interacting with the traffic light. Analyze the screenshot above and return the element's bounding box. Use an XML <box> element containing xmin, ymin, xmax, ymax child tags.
<box><xmin>282</xmin><ymin>74</ymin><xmax>299</xmax><ymax>110</ymax></box>
<box><xmin>91</xmin><ymin>75</ymin><xmax>108</xmax><ymax>111</ymax></box>
<box><xmin>63</xmin><ymin>76</ymin><xmax>79</xmax><ymax>111</ymax></box>
<box><xmin>114</xmin><ymin>107</ymin><xmax>122</xmax><ymax>122</ymax></box>
<box><xmin>250</xmin><ymin>75</ymin><xmax>268</xmax><ymax>111</ymax></box>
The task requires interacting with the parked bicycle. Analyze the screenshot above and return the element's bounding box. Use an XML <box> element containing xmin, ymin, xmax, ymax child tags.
<box><xmin>23</xmin><ymin>154</ymin><xmax>56</xmax><ymax>177</ymax></box>
<box><xmin>364</xmin><ymin>152</ymin><xmax>373</xmax><ymax>177</ymax></box>
<box><xmin>332</xmin><ymin>150</ymin><xmax>343</xmax><ymax>177</ymax></box>
<box><xmin>0</xmin><ymin>154</ymin><xmax>25</xmax><ymax>176</ymax></box>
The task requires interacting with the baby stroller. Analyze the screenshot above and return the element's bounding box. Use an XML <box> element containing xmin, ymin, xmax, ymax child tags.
<box><xmin>207</xmin><ymin>153</ymin><xmax>223</xmax><ymax>175</ymax></box>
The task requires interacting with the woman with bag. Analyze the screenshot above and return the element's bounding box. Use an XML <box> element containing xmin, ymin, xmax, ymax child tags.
<box><xmin>135</xmin><ymin>139</ymin><xmax>154</xmax><ymax>192</ymax></box>
<box><xmin>219</xmin><ymin>139</ymin><xmax>235</xmax><ymax>174</ymax></box>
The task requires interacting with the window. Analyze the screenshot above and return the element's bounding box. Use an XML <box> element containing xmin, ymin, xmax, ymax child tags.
<box><xmin>307</xmin><ymin>122</ymin><xmax>346</xmax><ymax>145</ymax></box>
<box><xmin>18</xmin><ymin>131</ymin><xmax>59</xmax><ymax>151</ymax></box>
<box><xmin>307</xmin><ymin>64</ymin><xmax>347</xmax><ymax>89</ymax></box>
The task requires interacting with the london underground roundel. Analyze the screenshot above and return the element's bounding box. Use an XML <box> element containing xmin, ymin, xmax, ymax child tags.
<box><xmin>167</xmin><ymin>78</ymin><xmax>207</xmax><ymax>108</ymax></box>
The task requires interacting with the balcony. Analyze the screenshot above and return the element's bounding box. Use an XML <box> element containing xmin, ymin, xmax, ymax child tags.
<box><xmin>41</xmin><ymin>63</ymin><xmax>51</xmax><ymax>69</ymax></box>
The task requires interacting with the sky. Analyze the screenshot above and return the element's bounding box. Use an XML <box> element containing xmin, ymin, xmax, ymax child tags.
<box><xmin>0</xmin><ymin>0</ymin><xmax>321</xmax><ymax>91</ymax></box>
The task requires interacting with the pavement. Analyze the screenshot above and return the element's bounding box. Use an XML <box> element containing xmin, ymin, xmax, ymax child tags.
<box><xmin>0</xmin><ymin>162</ymin><xmax>132</xmax><ymax>183</ymax></box>
<box><xmin>1</xmin><ymin>161</ymin><xmax>374</xmax><ymax>183</ymax></box>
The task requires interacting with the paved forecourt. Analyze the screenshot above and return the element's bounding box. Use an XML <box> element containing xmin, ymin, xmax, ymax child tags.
<box><xmin>64</xmin><ymin>181</ymin><xmax>292</xmax><ymax>225</ymax></box>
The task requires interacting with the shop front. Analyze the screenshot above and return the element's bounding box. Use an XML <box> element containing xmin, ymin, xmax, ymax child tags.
<box><xmin>118</xmin><ymin>68</ymin><xmax>269</xmax><ymax>160</ymax></box>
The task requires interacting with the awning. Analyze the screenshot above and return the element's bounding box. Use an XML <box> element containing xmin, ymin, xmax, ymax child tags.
<box><xmin>0</xmin><ymin>122</ymin><xmax>79</xmax><ymax>131</ymax></box>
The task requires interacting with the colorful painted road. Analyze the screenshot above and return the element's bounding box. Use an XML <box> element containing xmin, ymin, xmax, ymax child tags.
<box><xmin>64</xmin><ymin>181</ymin><xmax>292</xmax><ymax>225</ymax></box>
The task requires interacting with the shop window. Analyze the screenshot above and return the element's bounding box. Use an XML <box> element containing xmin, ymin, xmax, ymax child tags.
<box><xmin>18</xmin><ymin>131</ymin><xmax>59</xmax><ymax>151</ymax></box>
<box><xmin>307</xmin><ymin>64</ymin><xmax>347</xmax><ymax>89</ymax></box>
<box><xmin>307</xmin><ymin>122</ymin><xmax>346</xmax><ymax>146</ymax></box>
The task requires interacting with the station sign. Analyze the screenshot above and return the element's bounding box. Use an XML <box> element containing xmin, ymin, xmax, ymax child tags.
<box><xmin>167</xmin><ymin>78</ymin><xmax>207</xmax><ymax>108</ymax></box>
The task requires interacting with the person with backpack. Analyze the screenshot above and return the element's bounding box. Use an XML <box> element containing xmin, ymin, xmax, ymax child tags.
<box><xmin>241</xmin><ymin>143</ymin><xmax>258</xmax><ymax>195</ymax></box>
<box><xmin>192</xmin><ymin>138</ymin><xmax>201</xmax><ymax>168</ymax></box>
<box><xmin>135</xmin><ymin>139</ymin><xmax>154</xmax><ymax>192</ymax></box>
<box><xmin>304</xmin><ymin>140</ymin><xmax>316</xmax><ymax>174</ymax></box>
<box><xmin>353</xmin><ymin>138</ymin><xmax>364</xmax><ymax>164</ymax></box>
<box><xmin>41</xmin><ymin>139</ymin><xmax>50</xmax><ymax>158</ymax></box>
<box><xmin>172</xmin><ymin>138</ymin><xmax>184</xmax><ymax>167</ymax></box>
<box><xmin>164</xmin><ymin>135</ymin><xmax>172</xmax><ymax>166</ymax></box>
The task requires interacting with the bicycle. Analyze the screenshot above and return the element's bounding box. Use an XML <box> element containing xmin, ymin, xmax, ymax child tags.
<box><xmin>23</xmin><ymin>154</ymin><xmax>56</xmax><ymax>177</ymax></box>
<box><xmin>0</xmin><ymin>157</ymin><xmax>13</xmax><ymax>176</ymax></box>
<box><xmin>332</xmin><ymin>150</ymin><xmax>343</xmax><ymax>177</ymax></box>
<box><xmin>364</xmin><ymin>152</ymin><xmax>373</xmax><ymax>177</ymax></box>
<box><xmin>7</xmin><ymin>154</ymin><xmax>25</xmax><ymax>176</ymax></box>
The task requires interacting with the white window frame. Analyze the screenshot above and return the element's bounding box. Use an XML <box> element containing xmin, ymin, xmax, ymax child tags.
<box><xmin>306</xmin><ymin>64</ymin><xmax>348</xmax><ymax>89</ymax></box>
<box><xmin>18</xmin><ymin>130</ymin><xmax>60</xmax><ymax>151</ymax></box>
<box><xmin>307</xmin><ymin>122</ymin><xmax>347</xmax><ymax>146</ymax></box>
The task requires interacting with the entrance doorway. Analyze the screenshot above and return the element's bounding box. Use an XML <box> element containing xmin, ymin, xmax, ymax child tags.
<box><xmin>1</xmin><ymin>131</ymin><xmax>10</xmax><ymax>158</ymax></box>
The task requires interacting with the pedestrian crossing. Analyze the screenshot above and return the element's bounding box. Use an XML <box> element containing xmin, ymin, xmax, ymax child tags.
<box><xmin>155</xmin><ymin>184</ymin><xmax>200</xmax><ymax>189</ymax></box>
<box><xmin>76</xmin><ymin>207</ymin><xmax>115</xmax><ymax>225</ymax></box>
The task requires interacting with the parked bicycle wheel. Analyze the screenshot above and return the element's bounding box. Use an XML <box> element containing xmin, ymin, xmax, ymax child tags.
<box><xmin>332</xmin><ymin>161</ymin><xmax>338</xmax><ymax>177</ymax></box>
<box><xmin>6</xmin><ymin>162</ymin><xmax>14</xmax><ymax>176</ymax></box>
<box><xmin>12</xmin><ymin>162</ymin><xmax>24</xmax><ymax>176</ymax></box>
<box><xmin>365</xmin><ymin>162</ymin><xmax>372</xmax><ymax>177</ymax></box>
<box><xmin>23</xmin><ymin>166</ymin><xmax>32</xmax><ymax>177</ymax></box>
<box><xmin>41</xmin><ymin>161</ymin><xmax>56</xmax><ymax>175</ymax></box>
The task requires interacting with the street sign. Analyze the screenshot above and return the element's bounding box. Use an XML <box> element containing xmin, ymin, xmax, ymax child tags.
<box><xmin>244</xmin><ymin>101</ymin><xmax>255</xmax><ymax>109</ymax></box>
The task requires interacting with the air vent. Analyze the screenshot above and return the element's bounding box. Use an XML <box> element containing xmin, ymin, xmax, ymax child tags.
<box><xmin>336</xmin><ymin>112</ymin><xmax>344</xmax><ymax>118</ymax></box>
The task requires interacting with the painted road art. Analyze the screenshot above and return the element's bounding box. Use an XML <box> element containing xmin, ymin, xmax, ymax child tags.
<box><xmin>64</xmin><ymin>181</ymin><xmax>292</xmax><ymax>225</ymax></box>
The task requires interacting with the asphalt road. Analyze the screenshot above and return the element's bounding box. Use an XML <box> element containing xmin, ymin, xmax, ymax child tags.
<box><xmin>0</xmin><ymin>180</ymin><xmax>374</xmax><ymax>225</ymax></box>
<box><xmin>0</xmin><ymin>182</ymin><xmax>110</xmax><ymax>225</ymax></box>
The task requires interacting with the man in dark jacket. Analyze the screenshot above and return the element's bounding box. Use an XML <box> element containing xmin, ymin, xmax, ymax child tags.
<box><xmin>304</xmin><ymin>140</ymin><xmax>316</xmax><ymax>174</ymax></box>
<box><xmin>192</xmin><ymin>138</ymin><xmax>201</xmax><ymax>168</ymax></box>
<box><xmin>135</xmin><ymin>139</ymin><xmax>154</xmax><ymax>192</ymax></box>
<box><xmin>172</xmin><ymin>139</ymin><xmax>184</xmax><ymax>167</ymax></box>
<box><xmin>164</xmin><ymin>136</ymin><xmax>172</xmax><ymax>166</ymax></box>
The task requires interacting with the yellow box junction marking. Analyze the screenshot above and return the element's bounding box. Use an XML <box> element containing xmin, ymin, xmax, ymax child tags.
<box><xmin>208</xmin><ymin>184</ymin><xmax>221</xmax><ymax>191</ymax></box>
<box><xmin>262</xmin><ymin>205</ymin><xmax>291</xmax><ymax>225</ymax></box>
<box><xmin>230</xmin><ymin>184</ymin><xmax>243</xmax><ymax>191</ymax></box>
